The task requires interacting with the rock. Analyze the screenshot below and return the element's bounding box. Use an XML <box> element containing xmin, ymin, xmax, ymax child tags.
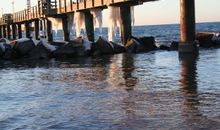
<box><xmin>2</xmin><ymin>46</ymin><xmax>17</xmax><ymax>60</ymax></box>
<box><xmin>196</xmin><ymin>32</ymin><xmax>214</xmax><ymax>48</ymax></box>
<box><xmin>139</xmin><ymin>36</ymin><xmax>157</xmax><ymax>51</ymax></box>
<box><xmin>0</xmin><ymin>38</ymin><xmax>10</xmax><ymax>44</ymax></box>
<box><xmin>50</xmin><ymin>41</ymin><xmax>66</xmax><ymax>47</ymax></box>
<box><xmin>91</xmin><ymin>37</ymin><xmax>114</xmax><ymax>55</ymax></box>
<box><xmin>211</xmin><ymin>33</ymin><xmax>220</xmax><ymax>47</ymax></box>
<box><xmin>125</xmin><ymin>36</ymin><xmax>146</xmax><ymax>53</ymax></box>
<box><xmin>111</xmin><ymin>42</ymin><xmax>126</xmax><ymax>53</ymax></box>
<box><xmin>28</xmin><ymin>41</ymin><xmax>51</xmax><ymax>59</ymax></box>
<box><xmin>12</xmin><ymin>38</ymin><xmax>35</xmax><ymax>57</ymax></box>
<box><xmin>159</xmin><ymin>45</ymin><xmax>170</xmax><ymax>51</ymax></box>
<box><xmin>0</xmin><ymin>43</ymin><xmax>6</xmax><ymax>57</ymax></box>
<box><xmin>170</xmin><ymin>41</ymin><xmax>179</xmax><ymax>50</ymax></box>
<box><xmin>52</xmin><ymin>40</ymin><xmax>85</xmax><ymax>58</ymax></box>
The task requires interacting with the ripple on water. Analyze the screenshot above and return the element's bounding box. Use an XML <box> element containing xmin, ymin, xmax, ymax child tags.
<box><xmin>0</xmin><ymin>49</ymin><xmax>220</xmax><ymax>129</ymax></box>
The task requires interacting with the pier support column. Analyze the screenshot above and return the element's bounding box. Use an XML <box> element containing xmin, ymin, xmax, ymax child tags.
<box><xmin>62</xmin><ymin>15</ymin><xmax>70</xmax><ymax>41</ymax></box>
<box><xmin>7</xmin><ymin>25</ymin><xmax>11</xmax><ymax>40</ymax></box>
<box><xmin>120</xmin><ymin>5</ymin><xmax>132</xmax><ymax>45</ymax></box>
<box><xmin>84</xmin><ymin>11</ymin><xmax>94</xmax><ymax>42</ymax></box>
<box><xmin>25</xmin><ymin>22</ymin><xmax>31</xmax><ymax>38</ymax></box>
<box><xmin>0</xmin><ymin>26</ymin><xmax>2</xmax><ymax>38</ymax></box>
<box><xmin>17</xmin><ymin>23</ymin><xmax>22</xmax><ymax>39</ymax></box>
<box><xmin>3</xmin><ymin>25</ymin><xmax>7</xmax><ymax>38</ymax></box>
<box><xmin>34</xmin><ymin>20</ymin><xmax>40</xmax><ymax>40</ymax></box>
<box><xmin>12</xmin><ymin>24</ymin><xmax>17</xmax><ymax>40</ymax></box>
<box><xmin>179</xmin><ymin>0</ymin><xmax>198</xmax><ymax>54</ymax></box>
<box><xmin>46</xmin><ymin>19</ymin><xmax>53</xmax><ymax>42</ymax></box>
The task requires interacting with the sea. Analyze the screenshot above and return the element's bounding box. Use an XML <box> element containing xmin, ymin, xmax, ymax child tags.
<box><xmin>0</xmin><ymin>22</ymin><xmax>220</xmax><ymax>130</ymax></box>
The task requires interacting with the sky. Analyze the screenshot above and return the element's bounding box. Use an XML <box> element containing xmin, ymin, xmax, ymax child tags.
<box><xmin>0</xmin><ymin>0</ymin><xmax>220</xmax><ymax>26</ymax></box>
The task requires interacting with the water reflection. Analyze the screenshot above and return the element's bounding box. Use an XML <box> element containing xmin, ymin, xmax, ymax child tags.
<box><xmin>121</xmin><ymin>54</ymin><xmax>138</xmax><ymax>90</ymax></box>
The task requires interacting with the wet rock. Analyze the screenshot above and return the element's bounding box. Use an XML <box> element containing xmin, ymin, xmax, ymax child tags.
<box><xmin>211</xmin><ymin>33</ymin><xmax>220</xmax><ymax>47</ymax></box>
<box><xmin>28</xmin><ymin>41</ymin><xmax>51</xmax><ymax>59</ymax></box>
<box><xmin>2</xmin><ymin>46</ymin><xmax>17</xmax><ymax>60</ymax></box>
<box><xmin>125</xmin><ymin>36</ymin><xmax>147</xmax><ymax>53</ymax></box>
<box><xmin>50</xmin><ymin>41</ymin><xmax>66</xmax><ymax>47</ymax></box>
<box><xmin>12</xmin><ymin>38</ymin><xmax>35</xmax><ymax>57</ymax></box>
<box><xmin>159</xmin><ymin>45</ymin><xmax>170</xmax><ymax>51</ymax></box>
<box><xmin>125</xmin><ymin>36</ymin><xmax>157</xmax><ymax>53</ymax></box>
<box><xmin>91</xmin><ymin>37</ymin><xmax>114</xmax><ymax>55</ymax></box>
<box><xmin>139</xmin><ymin>36</ymin><xmax>157</xmax><ymax>51</ymax></box>
<box><xmin>52</xmin><ymin>39</ymin><xmax>85</xmax><ymax>58</ymax></box>
<box><xmin>196</xmin><ymin>32</ymin><xmax>214</xmax><ymax>48</ymax></box>
<box><xmin>170</xmin><ymin>41</ymin><xmax>179</xmax><ymax>50</ymax></box>
<box><xmin>111</xmin><ymin>42</ymin><xmax>126</xmax><ymax>53</ymax></box>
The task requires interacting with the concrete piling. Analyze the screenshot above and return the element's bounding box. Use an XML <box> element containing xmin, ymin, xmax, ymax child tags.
<box><xmin>62</xmin><ymin>15</ymin><xmax>70</xmax><ymax>41</ymax></box>
<box><xmin>12</xmin><ymin>24</ymin><xmax>17</xmax><ymax>40</ymax></box>
<box><xmin>17</xmin><ymin>23</ymin><xmax>22</xmax><ymax>39</ymax></box>
<box><xmin>34</xmin><ymin>20</ymin><xmax>40</xmax><ymax>40</ymax></box>
<box><xmin>6</xmin><ymin>25</ymin><xmax>11</xmax><ymax>39</ymax></box>
<box><xmin>25</xmin><ymin>22</ymin><xmax>31</xmax><ymax>38</ymax></box>
<box><xmin>179</xmin><ymin>0</ymin><xmax>197</xmax><ymax>53</ymax></box>
<box><xmin>84</xmin><ymin>11</ymin><xmax>94</xmax><ymax>42</ymax></box>
<box><xmin>46</xmin><ymin>19</ymin><xmax>53</xmax><ymax>42</ymax></box>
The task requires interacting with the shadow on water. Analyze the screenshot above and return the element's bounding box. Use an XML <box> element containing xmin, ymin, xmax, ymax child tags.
<box><xmin>179</xmin><ymin>54</ymin><xmax>220</xmax><ymax>129</ymax></box>
<box><xmin>121</xmin><ymin>54</ymin><xmax>138</xmax><ymax>91</ymax></box>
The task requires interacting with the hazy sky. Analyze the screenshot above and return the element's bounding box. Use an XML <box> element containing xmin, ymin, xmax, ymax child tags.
<box><xmin>0</xmin><ymin>0</ymin><xmax>220</xmax><ymax>26</ymax></box>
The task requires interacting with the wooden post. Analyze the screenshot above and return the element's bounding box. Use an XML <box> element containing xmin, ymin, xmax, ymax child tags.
<box><xmin>3</xmin><ymin>25</ymin><xmax>7</xmax><ymax>38</ymax></box>
<box><xmin>179</xmin><ymin>0</ymin><xmax>197</xmax><ymax>53</ymax></box>
<box><xmin>62</xmin><ymin>15</ymin><xmax>70</xmax><ymax>41</ymax></box>
<box><xmin>120</xmin><ymin>5</ymin><xmax>131</xmax><ymax>45</ymax></box>
<box><xmin>12</xmin><ymin>24</ymin><xmax>17</xmax><ymax>40</ymax></box>
<box><xmin>25</xmin><ymin>22</ymin><xmax>31</xmax><ymax>38</ymax></box>
<box><xmin>34</xmin><ymin>20</ymin><xmax>40</xmax><ymax>40</ymax></box>
<box><xmin>7</xmin><ymin>25</ymin><xmax>11</xmax><ymax>40</ymax></box>
<box><xmin>46</xmin><ymin>19</ymin><xmax>53</xmax><ymax>42</ymax></box>
<box><xmin>17</xmin><ymin>23</ymin><xmax>22</xmax><ymax>39</ymax></box>
<box><xmin>0</xmin><ymin>26</ymin><xmax>2</xmax><ymax>38</ymax></box>
<box><xmin>84</xmin><ymin>11</ymin><xmax>94</xmax><ymax>42</ymax></box>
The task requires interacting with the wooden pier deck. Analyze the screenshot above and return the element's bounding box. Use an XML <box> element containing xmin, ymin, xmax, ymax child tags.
<box><xmin>0</xmin><ymin>0</ymin><xmax>157</xmax><ymax>25</ymax></box>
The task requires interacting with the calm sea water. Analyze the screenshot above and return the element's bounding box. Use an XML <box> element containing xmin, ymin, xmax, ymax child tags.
<box><xmin>0</xmin><ymin>22</ymin><xmax>220</xmax><ymax>130</ymax></box>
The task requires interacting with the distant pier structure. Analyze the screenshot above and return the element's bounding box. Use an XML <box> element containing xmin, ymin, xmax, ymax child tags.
<box><xmin>0</xmin><ymin>0</ymin><xmax>197</xmax><ymax>54</ymax></box>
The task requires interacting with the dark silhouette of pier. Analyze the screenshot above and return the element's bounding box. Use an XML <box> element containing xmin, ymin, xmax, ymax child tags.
<box><xmin>0</xmin><ymin>0</ymin><xmax>197</xmax><ymax>54</ymax></box>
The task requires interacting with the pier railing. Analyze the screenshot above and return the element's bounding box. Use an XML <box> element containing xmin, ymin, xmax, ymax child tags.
<box><xmin>0</xmin><ymin>0</ymin><xmax>156</xmax><ymax>25</ymax></box>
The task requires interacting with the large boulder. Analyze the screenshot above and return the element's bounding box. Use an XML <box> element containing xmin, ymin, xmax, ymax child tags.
<box><xmin>170</xmin><ymin>41</ymin><xmax>179</xmax><ymax>50</ymax></box>
<box><xmin>2</xmin><ymin>45</ymin><xmax>17</xmax><ymax>60</ymax></box>
<box><xmin>139</xmin><ymin>36</ymin><xmax>157</xmax><ymax>51</ymax></box>
<box><xmin>91</xmin><ymin>37</ymin><xmax>114</xmax><ymax>55</ymax></box>
<box><xmin>111</xmin><ymin>42</ymin><xmax>125</xmax><ymax>53</ymax></box>
<box><xmin>28</xmin><ymin>41</ymin><xmax>51</xmax><ymax>59</ymax></box>
<box><xmin>196</xmin><ymin>32</ymin><xmax>214</xmax><ymax>48</ymax></box>
<box><xmin>52</xmin><ymin>38</ymin><xmax>86</xmax><ymax>58</ymax></box>
<box><xmin>0</xmin><ymin>43</ymin><xmax>6</xmax><ymax>57</ymax></box>
<box><xmin>12</xmin><ymin>38</ymin><xmax>35</xmax><ymax>57</ymax></box>
<box><xmin>125</xmin><ymin>36</ymin><xmax>157</xmax><ymax>53</ymax></box>
<box><xmin>159</xmin><ymin>44</ymin><xmax>170</xmax><ymax>51</ymax></box>
<box><xmin>211</xmin><ymin>33</ymin><xmax>220</xmax><ymax>47</ymax></box>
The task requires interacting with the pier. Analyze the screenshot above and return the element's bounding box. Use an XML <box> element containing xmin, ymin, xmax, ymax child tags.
<box><xmin>0</xmin><ymin>0</ymin><xmax>197</xmax><ymax>54</ymax></box>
